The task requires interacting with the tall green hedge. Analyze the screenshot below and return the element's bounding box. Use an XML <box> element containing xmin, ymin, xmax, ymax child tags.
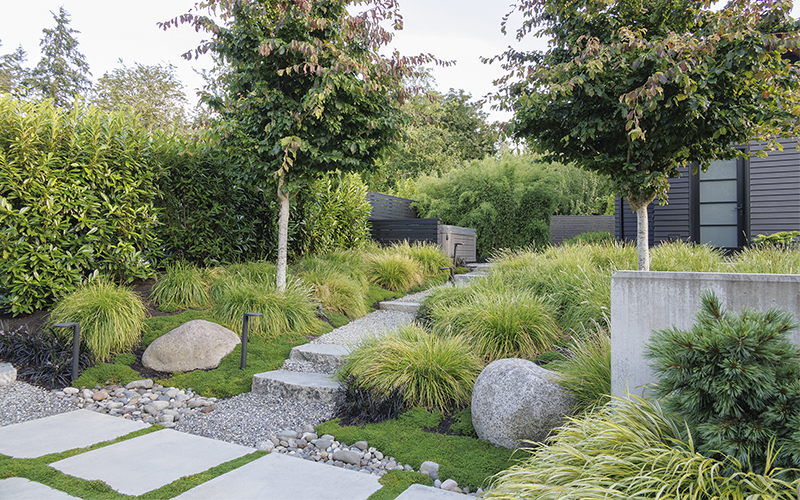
<box><xmin>302</xmin><ymin>171</ymin><xmax>371</xmax><ymax>255</ymax></box>
<box><xmin>409</xmin><ymin>154</ymin><xmax>557</xmax><ymax>256</ymax></box>
<box><xmin>0</xmin><ymin>97</ymin><xmax>160</xmax><ymax>315</ymax></box>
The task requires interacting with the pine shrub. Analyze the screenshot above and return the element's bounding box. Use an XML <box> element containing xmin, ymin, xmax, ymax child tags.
<box><xmin>646</xmin><ymin>291</ymin><xmax>800</xmax><ymax>472</ymax></box>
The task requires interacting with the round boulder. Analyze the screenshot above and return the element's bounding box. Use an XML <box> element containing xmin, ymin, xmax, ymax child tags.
<box><xmin>471</xmin><ymin>358</ymin><xmax>574</xmax><ymax>449</ymax></box>
<box><xmin>143</xmin><ymin>320</ymin><xmax>240</xmax><ymax>372</ymax></box>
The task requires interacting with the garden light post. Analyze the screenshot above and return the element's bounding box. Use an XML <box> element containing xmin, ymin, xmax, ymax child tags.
<box><xmin>54</xmin><ymin>322</ymin><xmax>80</xmax><ymax>381</ymax></box>
<box><xmin>241</xmin><ymin>313</ymin><xmax>262</xmax><ymax>369</ymax></box>
<box><xmin>452</xmin><ymin>242</ymin><xmax>462</xmax><ymax>267</ymax></box>
<box><xmin>440</xmin><ymin>267</ymin><xmax>456</xmax><ymax>286</ymax></box>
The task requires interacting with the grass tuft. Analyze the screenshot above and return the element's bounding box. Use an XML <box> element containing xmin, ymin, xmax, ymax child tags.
<box><xmin>49</xmin><ymin>280</ymin><xmax>146</xmax><ymax>362</ymax></box>
<box><xmin>365</xmin><ymin>252</ymin><xmax>423</xmax><ymax>291</ymax></box>
<box><xmin>149</xmin><ymin>261</ymin><xmax>210</xmax><ymax>312</ymax></box>
<box><xmin>550</xmin><ymin>319</ymin><xmax>611</xmax><ymax>412</ymax></box>
<box><xmin>341</xmin><ymin>324</ymin><xmax>483</xmax><ymax>411</ymax></box>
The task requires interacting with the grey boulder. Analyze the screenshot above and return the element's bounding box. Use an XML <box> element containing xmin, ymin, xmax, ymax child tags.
<box><xmin>142</xmin><ymin>320</ymin><xmax>240</xmax><ymax>372</ymax></box>
<box><xmin>471</xmin><ymin>358</ymin><xmax>574</xmax><ymax>449</ymax></box>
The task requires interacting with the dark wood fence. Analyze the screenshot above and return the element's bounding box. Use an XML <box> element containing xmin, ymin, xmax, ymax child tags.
<box><xmin>366</xmin><ymin>192</ymin><xmax>417</xmax><ymax>220</ymax></box>
<box><xmin>550</xmin><ymin>215</ymin><xmax>615</xmax><ymax>245</ymax></box>
<box><xmin>369</xmin><ymin>218</ymin><xmax>440</xmax><ymax>246</ymax></box>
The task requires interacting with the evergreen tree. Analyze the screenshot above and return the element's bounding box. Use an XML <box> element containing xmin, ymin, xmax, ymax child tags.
<box><xmin>0</xmin><ymin>42</ymin><xmax>31</xmax><ymax>97</ymax></box>
<box><xmin>31</xmin><ymin>7</ymin><xmax>92</xmax><ymax>107</ymax></box>
<box><xmin>647</xmin><ymin>291</ymin><xmax>800</xmax><ymax>471</ymax></box>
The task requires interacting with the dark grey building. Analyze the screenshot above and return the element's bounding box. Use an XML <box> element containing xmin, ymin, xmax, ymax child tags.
<box><xmin>616</xmin><ymin>138</ymin><xmax>800</xmax><ymax>250</ymax></box>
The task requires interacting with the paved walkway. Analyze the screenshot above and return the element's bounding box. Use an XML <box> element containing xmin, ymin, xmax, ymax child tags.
<box><xmin>0</xmin><ymin>409</ymin><xmax>465</xmax><ymax>499</ymax></box>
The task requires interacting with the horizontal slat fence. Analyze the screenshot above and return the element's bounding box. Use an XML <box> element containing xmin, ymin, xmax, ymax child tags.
<box><xmin>370</xmin><ymin>218</ymin><xmax>440</xmax><ymax>245</ymax></box>
<box><xmin>551</xmin><ymin>215</ymin><xmax>615</xmax><ymax>245</ymax></box>
<box><xmin>366</xmin><ymin>192</ymin><xmax>417</xmax><ymax>220</ymax></box>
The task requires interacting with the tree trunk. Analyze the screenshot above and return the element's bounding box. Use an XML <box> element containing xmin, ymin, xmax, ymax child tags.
<box><xmin>276</xmin><ymin>172</ymin><xmax>290</xmax><ymax>292</ymax></box>
<box><xmin>635</xmin><ymin>203</ymin><xmax>650</xmax><ymax>271</ymax></box>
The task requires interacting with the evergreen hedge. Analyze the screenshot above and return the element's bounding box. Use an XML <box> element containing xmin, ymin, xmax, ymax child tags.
<box><xmin>0</xmin><ymin>97</ymin><xmax>160</xmax><ymax>315</ymax></box>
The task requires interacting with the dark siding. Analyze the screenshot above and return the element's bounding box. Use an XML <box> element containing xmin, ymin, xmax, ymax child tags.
<box><xmin>616</xmin><ymin>198</ymin><xmax>654</xmax><ymax>246</ymax></box>
<box><xmin>749</xmin><ymin>139</ymin><xmax>800</xmax><ymax>237</ymax></box>
<box><xmin>652</xmin><ymin>168</ymin><xmax>691</xmax><ymax>244</ymax></box>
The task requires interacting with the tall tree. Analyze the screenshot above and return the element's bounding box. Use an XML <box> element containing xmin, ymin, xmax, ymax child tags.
<box><xmin>165</xmin><ymin>0</ymin><xmax>440</xmax><ymax>290</ymax></box>
<box><xmin>491</xmin><ymin>0</ymin><xmax>800</xmax><ymax>270</ymax></box>
<box><xmin>93</xmin><ymin>61</ymin><xmax>189</xmax><ymax>131</ymax></box>
<box><xmin>31</xmin><ymin>7</ymin><xmax>92</xmax><ymax>107</ymax></box>
<box><xmin>0</xmin><ymin>42</ymin><xmax>31</xmax><ymax>97</ymax></box>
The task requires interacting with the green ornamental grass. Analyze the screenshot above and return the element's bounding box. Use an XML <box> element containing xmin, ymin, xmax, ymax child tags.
<box><xmin>341</xmin><ymin>324</ymin><xmax>483</xmax><ymax>411</ymax></box>
<box><xmin>485</xmin><ymin>396</ymin><xmax>800</xmax><ymax>500</ymax></box>
<box><xmin>211</xmin><ymin>276</ymin><xmax>318</xmax><ymax>338</ymax></box>
<box><xmin>365</xmin><ymin>252</ymin><xmax>423</xmax><ymax>291</ymax></box>
<box><xmin>294</xmin><ymin>255</ymin><xmax>368</xmax><ymax>318</ymax></box>
<box><xmin>550</xmin><ymin>319</ymin><xmax>611</xmax><ymax>412</ymax></box>
<box><xmin>49</xmin><ymin>280</ymin><xmax>146</xmax><ymax>362</ymax></box>
<box><xmin>394</xmin><ymin>240</ymin><xmax>452</xmax><ymax>277</ymax></box>
<box><xmin>149</xmin><ymin>260</ymin><xmax>210</xmax><ymax>312</ymax></box>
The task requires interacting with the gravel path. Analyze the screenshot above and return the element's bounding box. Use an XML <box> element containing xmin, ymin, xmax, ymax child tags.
<box><xmin>0</xmin><ymin>295</ymin><xmax>428</xmax><ymax>444</ymax></box>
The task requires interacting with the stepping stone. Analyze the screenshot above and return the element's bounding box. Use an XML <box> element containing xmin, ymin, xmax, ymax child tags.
<box><xmin>378</xmin><ymin>301</ymin><xmax>422</xmax><ymax>313</ymax></box>
<box><xmin>396</xmin><ymin>484</ymin><xmax>467</xmax><ymax>499</ymax></box>
<box><xmin>0</xmin><ymin>362</ymin><xmax>16</xmax><ymax>386</ymax></box>
<box><xmin>0</xmin><ymin>410</ymin><xmax>149</xmax><ymax>459</ymax></box>
<box><xmin>252</xmin><ymin>370</ymin><xmax>342</xmax><ymax>404</ymax></box>
<box><xmin>397</xmin><ymin>484</ymin><xmax>469</xmax><ymax>500</ymax></box>
<box><xmin>289</xmin><ymin>343</ymin><xmax>351</xmax><ymax>372</ymax></box>
<box><xmin>173</xmin><ymin>452</ymin><xmax>381</xmax><ymax>500</ymax></box>
<box><xmin>51</xmin><ymin>429</ymin><xmax>253</xmax><ymax>497</ymax></box>
<box><xmin>0</xmin><ymin>478</ymin><xmax>82</xmax><ymax>500</ymax></box>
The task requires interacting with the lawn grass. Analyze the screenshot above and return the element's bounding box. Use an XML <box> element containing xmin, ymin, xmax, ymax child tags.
<box><xmin>316</xmin><ymin>408</ymin><xmax>519</xmax><ymax>492</ymax></box>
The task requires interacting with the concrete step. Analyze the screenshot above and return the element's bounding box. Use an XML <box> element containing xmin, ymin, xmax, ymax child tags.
<box><xmin>0</xmin><ymin>362</ymin><xmax>17</xmax><ymax>387</ymax></box>
<box><xmin>251</xmin><ymin>370</ymin><xmax>343</xmax><ymax>404</ymax></box>
<box><xmin>288</xmin><ymin>343</ymin><xmax>350</xmax><ymax>373</ymax></box>
<box><xmin>378</xmin><ymin>301</ymin><xmax>422</xmax><ymax>313</ymax></box>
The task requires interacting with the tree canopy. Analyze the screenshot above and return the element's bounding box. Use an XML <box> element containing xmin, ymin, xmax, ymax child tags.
<box><xmin>491</xmin><ymin>0</ymin><xmax>800</xmax><ymax>269</ymax></box>
<box><xmin>0</xmin><ymin>42</ymin><xmax>30</xmax><ymax>98</ymax></box>
<box><xmin>92</xmin><ymin>61</ymin><xmax>189</xmax><ymax>131</ymax></box>
<box><xmin>164</xmin><ymin>0</ymin><xmax>440</xmax><ymax>289</ymax></box>
<box><xmin>30</xmin><ymin>7</ymin><xmax>92</xmax><ymax>107</ymax></box>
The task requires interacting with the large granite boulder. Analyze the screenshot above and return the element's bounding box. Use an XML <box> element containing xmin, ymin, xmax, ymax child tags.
<box><xmin>143</xmin><ymin>320</ymin><xmax>239</xmax><ymax>372</ymax></box>
<box><xmin>471</xmin><ymin>358</ymin><xmax>574</xmax><ymax>449</ymax></box>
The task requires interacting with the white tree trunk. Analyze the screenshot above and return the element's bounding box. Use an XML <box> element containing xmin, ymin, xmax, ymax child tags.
<box><xmin>276</xmin><ymin>173</ymin><xmax>289</xmax><ymax>292</ymax></box>
<box><xmin>636</xmin><ymin>203</ymin><xmax>650</xmax><ymax>271</ymax></box>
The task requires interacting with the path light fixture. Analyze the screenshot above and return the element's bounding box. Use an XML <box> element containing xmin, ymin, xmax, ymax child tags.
<box><xmin>440</xmin><ymin>267</ymin><xmax>456</xmax><ymax>286</ymax></box>
<box><xmin>240</xmin><ymin>312</ymin><xmax>263</xmax><ymax>369</ymax></box>
<box><xmin>54</xmin><ymin>322</ymin><xmax>80</xmax><ymax>381</ymax></box>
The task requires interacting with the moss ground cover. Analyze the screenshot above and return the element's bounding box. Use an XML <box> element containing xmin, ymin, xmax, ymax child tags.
<box><xmin>316</xmin><ymin>408</ymin><xmax>519</xmax><ymax>492</ymax></box>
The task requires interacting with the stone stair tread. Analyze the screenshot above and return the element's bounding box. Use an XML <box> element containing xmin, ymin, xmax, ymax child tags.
<box><xmin>378</xmin><ymin>301</ymin><xmax>422</xmax><ymax>312</ymax></box>
<box><xmin>251</xmin><ymin>370</ymin><xmax>343</xmax><ymax>404</ymax></box>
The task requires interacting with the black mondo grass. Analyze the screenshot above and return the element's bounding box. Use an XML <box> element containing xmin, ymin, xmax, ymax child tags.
<box><xmin>334</xmin><ymin>374</ymin><xmax>407</xmax><ymax>425</ymax></box>
<box><xmin>0</xmin><ymin>326</ymin><xmax>93</xmax><ymax>388</ymax></box>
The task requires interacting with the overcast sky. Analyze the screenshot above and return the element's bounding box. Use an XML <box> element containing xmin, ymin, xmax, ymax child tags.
<box><xmin>1</xmin><ymin>1</ymin><xmax>797</xmax><ymax>124</ymax></box>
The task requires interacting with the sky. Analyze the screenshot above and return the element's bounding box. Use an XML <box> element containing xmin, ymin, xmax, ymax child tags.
<box><xmin>0</xmin><ymin>0</ymin><xmax>539</xmax><ymax>122</ymax></box>
<box><xmin>1</xmin><ymin>1</ymin><xmax>798</xmax><ymax>124</ymax></box>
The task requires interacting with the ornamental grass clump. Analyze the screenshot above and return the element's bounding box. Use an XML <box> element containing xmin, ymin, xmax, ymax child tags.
<box><xmin>49</xmin><ymin>280</ymin><xmax>146</xmax><ymax>362</ymax></box>
<box><xmin>436</xmin><ymin>287</ymin><xmax>562</xmax><ymax>361</ymax></box>
<box><xmin>646</xmin><ymin>291</ymin><xmax>800</xmax><ymax>472</ymax></box>
<box><xmin>728</xmin><ymin>245</ymin><xmax>800</xmax><ymax>274</ymax></box>
<box><xmin>294</xmin><ymin>254</ymin><xmax>368</xmax><ymax>318</ymax></box>
<box><xmin>650</xmin><ymin>240</ymin><xmax>725</xmax><ymax>272</ymax></box>
<box><xmin>364</xmin><ymin>251</ymin><xmax>423</xmax><ymax>291</ymax></box>
<box><xmin>394</xmin><ymin>240</ymin><xmax>452</xmax><ymax>277</ymax></box>
<box><xmin>340</xmin><ymin>324</ymin><xmax>482</xmax><ymax>411</ymax></box>
<box><xmin>550</xmin><ymin>318</ymin><xmax>611</xmax><ymax>412</ymax></box>
<box><xmin>211</xmin><ymin>276</ymin><xmax>318</xmax><ymax>338</ymax></box>
<box><xmin>149</xmin><ymin>260</ymin><xmax>210</xmax><ymax>312</ymax></box>
<box><xmin>485</xmin><ymin>396</ymin><xmax>799</xmax><ymax>500</ymax></box>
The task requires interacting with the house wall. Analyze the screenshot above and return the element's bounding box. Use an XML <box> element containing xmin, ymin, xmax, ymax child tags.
<box><xmin>749</xmin><ymin>139</ymin><xmax>800</xmax><ymax>236</ymax></box>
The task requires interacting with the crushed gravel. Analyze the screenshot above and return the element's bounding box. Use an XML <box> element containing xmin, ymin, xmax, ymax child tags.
<box><xmin>0</xmin><ymin>381</ymin><xmax>79</xmax><ymax>427</ymax></box>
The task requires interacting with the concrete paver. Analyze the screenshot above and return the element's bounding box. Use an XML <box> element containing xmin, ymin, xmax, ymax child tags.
<box><xmin>0</xmin><ymin>410</ymin><xmax>149</xmax><ymax>459</ymax></box>
<box><xmin>173</xmin><ymin>452</ymin><xmax>382</xmax><ymax>500</ymax></box>
<box><xmin>0</xmin><ymin>478</ymin><xmax>82</xmax><ymax>500</ymax></box>
<box><xmin>50</xmin><ymin>428</ymin><xmax>253</xmax><ymax>496</ymax></box>
<box><xmin>395</xmin><ymin>484</ymin><xmax>469</xmax><ymax>499</ymax></box>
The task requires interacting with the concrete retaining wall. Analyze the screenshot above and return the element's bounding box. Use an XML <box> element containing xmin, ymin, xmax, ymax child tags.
<box><xmin>610</xmin><ymin>271</ymin><xmax>800</xmax><ymax>398</ymax></box>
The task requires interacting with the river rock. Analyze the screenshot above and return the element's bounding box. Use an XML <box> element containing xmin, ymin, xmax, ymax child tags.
<box><xmin>471</xmin><ymin>358</ymin><xmax>574</xmax><ymax>449</ymax></box>
<box><xmin>142</xmin><ymin>320</ymin><xmax>240</xmax><ymax>372</ymax></box>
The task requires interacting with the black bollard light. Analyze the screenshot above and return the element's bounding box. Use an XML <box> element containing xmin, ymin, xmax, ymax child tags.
<box><xmin>54</xmin><ymin>322</ymin><xmax>80</xmax><ymax>381</ymax></box>
<box><xmin>241</xmin><ymin>312</ymin><xmax>263</xmax><ymax>369</ymax></box>
<box><xmin>439</xmin><ymin>266</ymin><xmax>456</xmax><ymax>286</ymax></box>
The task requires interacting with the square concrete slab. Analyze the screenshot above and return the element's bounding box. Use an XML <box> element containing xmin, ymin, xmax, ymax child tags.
<box><xmin>0</xmin><ymin>410</ymin><xmax>149</xmax><ymax>459</ymax></box>
<box><xmin>51</xmin><ymin>429</ymin><xmax>253</xmax><ymax>497</ymax></box>
<box><xmin>0</xmin><ymin>477</ymin><xmax>82</xmax><ymax>500</ymax></box>
<box><xmin>395</xmin><ymin>484</ymin><xmax>468</xmax><ymax>499</ymax></box>
<box><xmin>173</xmin><ymin>452</ymin><xmax>382</xmax><ymax>500</ymax></box>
